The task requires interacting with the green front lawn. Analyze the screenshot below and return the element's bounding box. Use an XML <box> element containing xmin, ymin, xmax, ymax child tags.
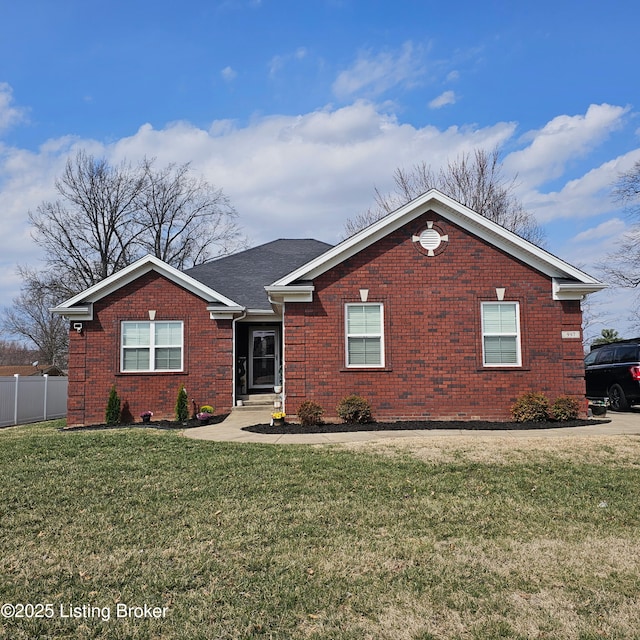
<box><xmin>1</xmin><ymin>421</ymin><xmax>639</xmax><ymax>639</ymax></box>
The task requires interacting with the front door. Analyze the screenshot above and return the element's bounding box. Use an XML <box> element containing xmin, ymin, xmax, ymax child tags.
<box><xmin>249</xmin><ymin>328</ymin><xmax>279</xmax><ymax>390</ymax></box>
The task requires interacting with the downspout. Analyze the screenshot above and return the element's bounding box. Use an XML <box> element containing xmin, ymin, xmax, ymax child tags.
<box><xmin>267</xmin><ymin>293</ymin><xmax>286</xmax><ymax>416</ymax></box>
<box><xmin>232</xmin><ymin>310</ymin><xmax>247</xmax><ymax>408</ymax></box>
<box><xmin>281</xmin><ymin>301</ymin><xmax>286</xmax><ymax>416</ymax></box>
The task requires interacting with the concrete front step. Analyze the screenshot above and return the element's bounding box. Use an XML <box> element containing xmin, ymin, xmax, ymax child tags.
<box><xmin>234</xmin><ymin>393</ymin><xmax>281</xmax><ymax>411</ymax></box>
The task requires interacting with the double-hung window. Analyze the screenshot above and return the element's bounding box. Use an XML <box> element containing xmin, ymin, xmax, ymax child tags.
<box><xmin>121</xmin><ymin>321</ymin><xmax>183</xmax><ymax>372</ymax></box>
<box><xmin>481</xmin><ymin>302</ymin><xmax>521</xmax><ymax>366</ymax></box>
<box><xmin>345</xmin><ymin>303</ymin><xmax>384</xmax><ymax>367</ymax></box>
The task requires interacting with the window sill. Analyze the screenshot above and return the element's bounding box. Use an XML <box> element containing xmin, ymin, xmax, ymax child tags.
<box><xmin>117</xmin><ymin>370</ymin><xmax>186</xmax><ymax>376</ymax></box>
<box><xmin>477</xmin><ymin>366</ymin><xmax>530</xmax><ymax>372</ymax></box>
<box><xmin>339</xmin><ymin>367</ymin><xmax>393</xmax><ymax>373</ymax></box>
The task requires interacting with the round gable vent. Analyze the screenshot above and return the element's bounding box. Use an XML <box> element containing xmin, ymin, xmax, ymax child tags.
<box><xmin>412</xmin><ymin>222</ymin><xmax>449</xmax><ymax>257</ymax></box>
<box><xmin>418</xmin><ymin>228</ymin><xmax>442</xmax><ymax>251</ymax></box>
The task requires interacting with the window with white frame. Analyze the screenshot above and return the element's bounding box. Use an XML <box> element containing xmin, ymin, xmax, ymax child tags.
<box><xmin>121</xmin><ymin>321</ymin><xmax>183</xmax><ymax>372</ymax></box>
<box><xmin>345</xmin><ymin>303</ymin><xmax>384</xmax><ymax>367</ymax></box>
<box><xmin>481</xmin><ymin>302</ymin><xmax>521</xmax><ymax>366</ymax></box>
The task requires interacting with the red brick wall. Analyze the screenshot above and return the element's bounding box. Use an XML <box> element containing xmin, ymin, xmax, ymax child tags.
<box><xmin>283</xmin><ymin>211</ymin><xmax>586</xmax><ymax>421</ymax></box>
<box><xmin>67</xmin><ymin>272</ymin><xmax>233</xmax><ymax>426</ymax></box>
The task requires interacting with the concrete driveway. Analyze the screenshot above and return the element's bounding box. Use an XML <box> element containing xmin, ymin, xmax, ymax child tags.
<box><xmin>183</xmin><ymin>407</ymin><xmax>640</xmax><ymax>445</ymax></box>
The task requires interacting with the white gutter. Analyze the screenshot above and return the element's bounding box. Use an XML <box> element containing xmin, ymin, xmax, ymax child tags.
<box><xmin>49</xmin><ymin>304</ymin><xmax>93</xmax><ymax>321</ymax></box>
<box><xmin>266</xmin><ymin>284</ymin><xmax>315</xmax><ymax>305</ymax></box>
<box><xmin>552</xmin><ymin>279</ymin><xmax>607</xmax><ymax>300</ymax></box>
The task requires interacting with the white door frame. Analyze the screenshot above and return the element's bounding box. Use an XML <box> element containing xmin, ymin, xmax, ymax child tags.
<box><xmin>248</xmin><ymin>327</ymin><xmax>280</xmax><ymax>390</ymax></box>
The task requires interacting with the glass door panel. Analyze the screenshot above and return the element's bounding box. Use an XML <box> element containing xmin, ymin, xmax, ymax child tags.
<box><xmin>249</xmin><ymin>329</ymin><xmax>278</xmax><ymax>389</ymax></box>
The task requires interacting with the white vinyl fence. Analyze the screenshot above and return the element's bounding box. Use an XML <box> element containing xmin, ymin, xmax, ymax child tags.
<box><xmin>0</xmin><ymin>375</ymin><xmax>68</xmax><ymax>427</ymax></box>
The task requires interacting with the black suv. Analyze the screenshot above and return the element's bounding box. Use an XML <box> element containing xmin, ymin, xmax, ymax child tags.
<box><xmin>584</xmin><ymin>339</ymin><xmax>640</xmax><ymax>411</ymax></box>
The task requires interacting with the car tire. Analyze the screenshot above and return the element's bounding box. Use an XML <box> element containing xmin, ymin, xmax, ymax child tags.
<box><xmin>608</xmin><ymin>384</ymin><xmax>630</xmax><ymax>411</ymax></box>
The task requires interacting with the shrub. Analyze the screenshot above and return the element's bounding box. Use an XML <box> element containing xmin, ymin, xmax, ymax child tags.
<box><xmin>175</xmin><ymin>384</ymin><xmax>189</xmax><ymax>422</ymax></box>
<box><xmin>200</xmin><ymin>405</ymin><xmax>214</xmax><ymax>415</ymax></box>
<box><xmin>510</xmin><ymin>392</ymin><xmax>550</xmax><ymax>423</ymax></box>
<box><xmin>297</xmin><ymin>400</ymin><xmax>324</xmax><ymax>427</ymax></box>
<box><xmin>336</xmin><ymin>394</ymin><xmax>373</xmax><ymax>424</ymax></box>
<box><xmin>105</xmin><ymin>385</ymin><xmax>121</xmax><ymax>426</ymax></box>
<box><xmin>551</xmin><ymin>395</ymin><xmax>580</xmax><ymax>421</ymax></box>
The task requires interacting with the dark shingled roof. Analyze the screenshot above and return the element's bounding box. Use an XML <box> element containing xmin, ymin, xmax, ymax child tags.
<box><xmin>183</xmin><ymin>239</ymin><xmax>333</xmax><ymax>309</ymax></box>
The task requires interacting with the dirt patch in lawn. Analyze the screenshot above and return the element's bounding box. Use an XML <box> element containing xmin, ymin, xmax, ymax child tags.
<box><xmin>340</xmin><ymin>433</ymin><xmax>640</xmax><ymax>466</ymax></box>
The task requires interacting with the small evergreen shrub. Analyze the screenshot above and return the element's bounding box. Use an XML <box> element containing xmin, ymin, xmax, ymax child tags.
<box><xmin>105</xmin><ymin>385</ymin><xmax>121</xmax><ymax>426</ymax></box>
<box><xmin>336</xmin><ymin>394</ymin><xmax>373</xmax><ymax>424</ymax></box>
<box><xmin>200</xmin><ymin>405</ymin><xmax>214</xmax><ymax>415</ymax></box>
<box><xmin>175</xmin><ymin>384</ymin><xmax>189</xmax><ymax>422</ymax></box>
<box><xmin>297</xmin><ymin>400</ymin><xmax>324</xmax><ymax>427</ymax></box>
<box><xmin>511</xmin><ymin>392</ymin><xmax>550</xmax><ymax>423</ymax></box>
<box><xmin>551</xmin><ymin>395</ymin><xmax>580</xmax><ymax>421</ymax></box>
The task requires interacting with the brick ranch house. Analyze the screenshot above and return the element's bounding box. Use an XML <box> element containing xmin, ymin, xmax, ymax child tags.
<box><xmin>53</xmin><ymin>190</ymin><xmax>605</xmax><ymax>426</ymax></box>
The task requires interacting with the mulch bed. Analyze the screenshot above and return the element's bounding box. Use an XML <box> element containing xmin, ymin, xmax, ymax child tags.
<box><xmin>61</xmin><ymin>414</ymin><xmax>229</xmax><ymax>432</ymax></box>
<box><xmin>61</xmin><ymin>416</ymin><xmax>610</xmax><ymax>434</ymax></box>
<box><xmin>243</xmin><ymin>418</ymin><xmax>610</xmax><ymax>435</ymax></box>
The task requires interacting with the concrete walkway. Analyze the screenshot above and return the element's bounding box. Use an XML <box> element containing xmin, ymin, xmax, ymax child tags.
<box><xmin>183</xmin><ymin>407</ymin><xmax>640</xmax><ymax>445</ymax></box>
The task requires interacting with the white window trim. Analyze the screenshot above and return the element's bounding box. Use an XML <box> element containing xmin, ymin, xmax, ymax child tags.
<box><xmin>345</xmin><ymin>302</ymin><xmax>385</xmax><ymax>368</ymax></box>
<box><xmin>121</xmin><ymin>321</ymin><xmax>184</xmax><ymax>373</ymax></box>
<box><xmin>481</xmin><ymin>301</ymin><xmax>522</xmax><ymax>367</ymax></box>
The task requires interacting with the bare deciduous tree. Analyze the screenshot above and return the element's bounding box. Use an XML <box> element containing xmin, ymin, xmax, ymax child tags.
<box><xmin>0</xmin><ymin>340</ymin><xmax>39</xmax><ymax>366</ymax></box>
<box><xmin>613</xmin><ymin>159</ymin><xmax>640</xmax><ymax>214</ymax></box>
<box><xmin>601</xmin><ymin>160</ymin><xmax>640</xmax><ymax>290</ymax></box>
<box><xmin>27</xmin><ymin>151</ymin><xmax>246</xmax><ymax>297</ymax></box>
<box><xmin>5</xmin><ymin>150</ymin><xmax>247</xmax><ymax>362</ymax></box>
<box><xmin>29</xmin><ymin>151</ymin><xmax>144</xmax><ymax>297</ymax></box>
<box><xmin>343</xmin><ymin>148</ymin><xmax>546</xmax><ymax>246</ymax></box>
<box><xmin>1</xmin><ymin>268</ymin><xmax>69</xmax><ymax>367</ymax></box>
<box><xmin>580</xmin><ymin>292</ymin><xmax>621</xmax><ymax>351</ymax></box>
<box><xmin>136</xmin><ymin>159</ymin><xmax>245</xmax><ymax>270</ymax></box>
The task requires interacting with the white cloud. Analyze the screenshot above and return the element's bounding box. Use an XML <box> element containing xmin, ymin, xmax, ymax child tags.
<box><xmin>221</xmin><ymin>66</ymin><xmax>237</xmax><ymax>82</ymax></box>
<box><xmin>268</xmin><ymin>55</ymin><xmax>284</xmax><ymax>77</ymax></box>
<box><xmin>269</xmin><ymin>47</ymin><xmax>309</xmax><ymax>77</ymax></box>
<box><xmin>504</xmin><ymin>103</ymin><xmax>630</xmax><ymax>188</ymax></box>
<box><xmin>571</xmin><ymin>218</ymin><xmax>626</xmax><ymax>243</ymax></box>
<box><xmin>0</xmin><ymin>140</ymin><xmax>77</xmax><ymax>300</ymax></box>
<box><xmin>1</xmin><ymin>98</ymin><xmax>639</xmax><ymax>338</ymax></box>
<box><xmin>108</xmin><ymin>102</ymin><xmax>515</xmax><ymax>244</ymax></box>
<box><xmin>0</xmin><ymin>83</ymin><xmax>28</xmax><ymax>133</ymax></box>
<box><xmin>332</xmin><ymin>42</ymin><xmax>426</xmax><ymax>100</ymax></box>
<box><xmin>0</xmin><ymin>101</ymin><xmax>516</xmax><ymax>297</ymax></box>
<box><xmin>519</xmin><ymin>148</ymin><xmax>640</xmax><ymax>223</ymax></box>
<box><xmin>429</xmin><ymin>90</ymin><xmax>456</xmax><ymax>109</ymax></box>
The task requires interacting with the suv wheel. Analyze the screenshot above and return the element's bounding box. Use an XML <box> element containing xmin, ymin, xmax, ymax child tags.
<box><xmin>609</xmin><ymin>384</ymin><xmax>630</xmax><ymax>411</ymax></box>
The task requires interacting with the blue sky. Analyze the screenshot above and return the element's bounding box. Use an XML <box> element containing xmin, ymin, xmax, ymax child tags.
<box><xmin>1</xmin><ymin>0</ymin><xmax>639</xmax><ymax>339</ymax></box>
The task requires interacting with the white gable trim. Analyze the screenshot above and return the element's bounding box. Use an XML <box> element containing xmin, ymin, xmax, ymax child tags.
<box><xmin>51</xmin><ymin>254</ymin><xmax>242</xmax><ymax>318</ymax></box>
<box><xmin>271</xmin><ymin>190</ymin><xmax>605</xmax><ymax>293</ymax></box>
